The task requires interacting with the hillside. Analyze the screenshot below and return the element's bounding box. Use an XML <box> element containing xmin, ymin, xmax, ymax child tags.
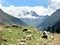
<box><xmin>0</xmin><ymin>25</ymin><xmax>56</xmax><ymax>45</ymax></box>
<box><xmin>0</xmin><ymin>9</ymin><xmax>27</xmax><ymax>26</ymax></box>
<box><xmin>37</xmin><ymin>9</ymin><xmax>60</xmax><ymax>31</ymax></box>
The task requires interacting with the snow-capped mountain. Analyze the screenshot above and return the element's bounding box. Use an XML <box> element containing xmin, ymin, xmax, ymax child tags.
<box><xmin>2</xmin><ymin>6</ymin><xmax>51</xmax><ymax>19</ymax></box>
<box><xmin>2</xmin><ymin>7</ymin><xmax>49</xmax><ymax>26</ymax></box>
<box><xmin>17</xmin><ymin>10</ymin><xmax>40</xmax><ymax>18</ymax></box>
<box><xmin>16</xmin><ymin>10</ymin><xmax>49</xmax><ymax>26</ymax></box>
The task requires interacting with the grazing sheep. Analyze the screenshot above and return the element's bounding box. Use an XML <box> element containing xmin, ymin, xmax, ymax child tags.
<box><xmin>37</xmin><ymin>42</ymin><xmax>41</xmax><ymax>45</ymax></box>
<box><xmin>2</xmin><ymin>36</ymin><xmax>8</xmax><ymax>42</ymax></box>
<box><xmin>9</xmin><ymin>44</ymin><xmax>16</xmax><ymax>45</ymax></box>
<box><xmin>3</xmin><ymin>39</ymin><xmax>7</xmax><ymax>42</ymax></box>
<box><xmin>42</xmin><ymin>35</ymin><xmax>48</xmax><ymax>39</ymax></box>
<box><xmin>16</xmin><ymin>26</ymin><xmax>19</xmax><ymax>28</ymax></box>
<box><xmin>0</xmin><ymin>23</ymin><xmax>3</xmax><ymax>25</ymax></box>
<box><xmin>26</xmin><ymin>34</ymin><xmax>34</xmax><ymax>40</ymax></box>
<box><xmin>2</xmin><ymin>36</ymin><xmax>7</xmax><ymax>39</ymax></box>
<box><xmin>20</xmin><ymin>39</ymin><xmax>26</xmax><ymax>45</ymax></box>
<box><xmin>5</xmin><ymin>25</ymin><xmax>10</xmax><ymax>28</ymax></box>
<box><xmin>2</xmin><ymin>36</ymin><xmax>10</xmax><ymax>40</ymax></box>
<box><xmin>42</xmin><ymin>31</ymin><xmax>48</xmax><ymax>39</ymax></box>
<box><xmin>23</xmin><ymin>29</ymin><xmax>27</xmax><ymax>32</ymax></box>
<box><xmin>9</xmin><ymin>30</ymin><xmax>12</xmax><ymax>33</ymax></box>
<box><xmin>6</xmin><ymin>43</ymin><xmax>9</xmax><ymax>45</ymax></box>
<box><xmin>19</xmin><ymin>26</ymin><xmax>22</xmax><ymax>28</ymax></box>
<box><xmin>20</xmin><ymin>42</ymin><xmax>26</xmax><ymax>45</ymax></box>
<box><xmin>26</xmin><ymin>30</ymin><xmax>32</xmax><ymax>34</ymax></box>
<box><xmin>20</xmin><ymin>39</ymin><xmax>26</xmax><ymax>42</ymax></box>
<box><xmin>12</xmin><ymin>24</ymin><xmax>19</xmax><ymax>28</ymax></box>
<box><xmin>51</xmin><ymin>35</ymin><xmax>55</xmax><ymax>40</ymax></box>
<box><xmin>12</xmin><ymin>24</ymin><xmax>16</xmax><ymax>27</ymax></box>
<box><xmin>7</xmin><ymin>29</ymin><xmax>12</xmax><ymax>33</ymax></box>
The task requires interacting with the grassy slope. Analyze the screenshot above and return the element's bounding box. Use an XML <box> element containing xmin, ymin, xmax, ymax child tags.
<box><xmin>0</xmin><ymin>25</ymin><xmax>55</xmax><ymax>45</ymax></box>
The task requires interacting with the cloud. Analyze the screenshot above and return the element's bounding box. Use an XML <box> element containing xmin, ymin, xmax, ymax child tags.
<box><xmin>0</xmin><ymin>3</ymin><xmax>54</xmax><ymax>18</ymax></box>
<box><xmin>0</xmin><ymin>0</ymin><xmax>58</xmax><ymax>18</ymax></box>
<box><xmin>49</xmin><ymin>0</ymin><xmax>60</xmax><ymax>10</ymax></box>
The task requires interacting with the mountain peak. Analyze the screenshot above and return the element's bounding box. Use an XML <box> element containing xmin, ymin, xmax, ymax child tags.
<box><xmin>0</xmin><ymin>9</ymin><xmax>3</xmax><ymax>13</ymax></box>
<box><xmin>56</xmin><ymin>9</ymin><xmax>60</xmax><ymax>12</ymax></box>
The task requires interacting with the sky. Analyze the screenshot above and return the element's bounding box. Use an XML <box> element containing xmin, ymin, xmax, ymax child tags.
<box><xmin>0</xmin><ymin>0</ymin><xmax>60</xmax><ymax>18</ymax></box>
<box><xmin>1</xmin><ymin>0</ymin><xmax>48</xmax><ymax>7</ymax></box>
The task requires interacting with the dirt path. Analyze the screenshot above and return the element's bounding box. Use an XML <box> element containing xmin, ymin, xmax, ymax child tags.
<box><xmin>48</xmin><ymin>34</ymin><xmax>60</xmax><ymax>45</ymax></box>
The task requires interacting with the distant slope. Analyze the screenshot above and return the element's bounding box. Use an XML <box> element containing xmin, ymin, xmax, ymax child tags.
<box><xmin>0</xmin><ymin>9</ymin><xmax>27</xmax><ymax>26</ymax></box>
<box><xmin>37</xmin><ymin>9</ymin><xmax>60</xmax><ymax>30</ymax></box>
<box><xmin>20</xmin><ymin>15</ymin><xmax>49</xmax><ymax>27</ymax></box>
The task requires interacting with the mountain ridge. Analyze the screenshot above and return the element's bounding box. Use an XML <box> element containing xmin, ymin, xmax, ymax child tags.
<box><xmin>0</xmin><ymin>9</ymin><xmax>28</xmax><ymax>26</ymax></box>
<box><xmin>37</xmin><ymin>9</ymin><xmax>60</xmax><ymax>30</ymax></box>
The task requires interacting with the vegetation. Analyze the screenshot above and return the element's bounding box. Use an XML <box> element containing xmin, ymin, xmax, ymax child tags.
<box><xmin>0</xmin><ymin>25</ymin><xmax>58</xmax><ymax>45</ymax></box>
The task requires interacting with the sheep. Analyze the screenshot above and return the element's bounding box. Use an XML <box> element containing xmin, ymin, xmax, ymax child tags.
<box><xmin>26</xmin><ymin>34</ymin><xmax>35</xmax><ymax>40</ymax></box>
<box><xmin>5</xmin><ymin>25</ymin><xmax>10</xmax><ymax>28</ymax></box>
<box><xmin>6</xmin><ymin>29</ymin><xmax>12</xmax><ymax>33</ymax></box>
<box><xmin>20</xmin><ymin>42</ymin><xmax>26</xmax><ymax>45</ymax></box>
<box><xmin>4</xmin><ymin>39</ymin><xmax>7</xmax><ymax>42</ymax></box>
<box><xmin>20</xmin><ymin>39</ymin><xmax>27</xmax><ymax>45</ymax></box>
<box><xmin>20</xmin><ymin>39</ymin><xmax>26</xmax><ymax>42</ymax></box>
<box><xmin>12</xmin><ymin>24</ymin><xmax>19</xmax><ymax>28</ymax></box>
<box><xmin>23</xmin><ymin>29</ymin><xmax>28</xmax><ymax>32</ymax></box>
<box><xmin>42</xmin><ymin>31</ymin><xmax>48</xmax><ymax>39</ymax></box>
<box><xmin>9</xmin><ymin>44</ymin><xmax>16</xmax><ymax>45</ymax></box>
<box><xmin>26</xmin><ymin>35</ymin><xmax>32</xmax><ymax>40</ymax></box>
<box><xmin>19</xmin><ymin>26</ymin><xmax>22</xmax><ymax>28</ymax></box>
<box><xmin>16</xmin><ymin>26</ymin><xmax>19</xmax><ymax>28</ymax></box>
<box><xmin>9</xmin><ymin>30</ymin><xmax>12</xmax><ymax>33</ymax></box>
<box><xmin>2</xmin><ymin>36</ymin><xmax>8</xmax><ymax>42</ymax></box>
<box><xmin>26</xmin><ymin>30</ymin><xmax>32</xmax><ymax>34</ymax></box>
<box><xmin>50</xmin><ymin>34</ymin><xmax>55</xmax><ymax>40</ymax></box>
<box><xmin>0</xmin><ymin>23</ymin><xmax>3</xmax><ymax>25</ymax></box>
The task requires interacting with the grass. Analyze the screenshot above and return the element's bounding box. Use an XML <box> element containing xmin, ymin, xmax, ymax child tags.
<box><xmin>0</xmin><ymin>25</ymin><xmax>55</xmax><ymax>45</ymax></box>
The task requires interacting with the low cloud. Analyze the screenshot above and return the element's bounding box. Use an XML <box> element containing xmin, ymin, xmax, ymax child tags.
<box><xmin>49</xmin><ymin>0</ymin><xmax>60</xmax><ymax>10</ymax></box>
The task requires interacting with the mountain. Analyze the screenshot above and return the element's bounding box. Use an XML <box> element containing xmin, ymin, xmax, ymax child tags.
<box><xmin>15</xmin><ymin>10</ymin><xmax>49</xmax><ymax>27</ymax></box>
<box><xmin>37</xmin><ymin>9</ymin><xmax>60</xmax><ymax>31</ymax></box>
<box><xmin>20</xmin><ymin>15</ymin><xmax>49</xmax><ymax>27</ymax></box>
<box><xmin>17</xmin><ymin>10</ymin><xmax>43</xmax><ymax>18</ymax></box>
<box><xmin>30</xmin><ymin>11</ymin><xmax>40</xmax><ymax>17</ymax></box>
<box><xmin>0</xmin><ymin>9</ymin><xmax>27</xmax><ymax>26</ymax></box>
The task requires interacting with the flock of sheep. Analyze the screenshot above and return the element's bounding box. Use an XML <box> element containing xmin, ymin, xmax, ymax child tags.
<box><xmin>0</xmin><ymin>24</ymin><xmax>55</xmax><ymax>45</ymax></box>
